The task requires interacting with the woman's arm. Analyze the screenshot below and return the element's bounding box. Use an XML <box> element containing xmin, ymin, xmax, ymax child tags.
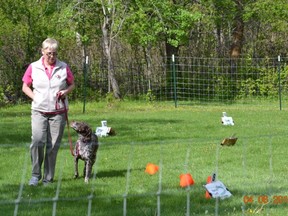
<box><xmin>22</xmin><ymin>83</ymin><xmax>34</xmax><ymax>100</ymax></box>
<box><xmin>57</xmin><ymin>82</ymin><xmax>75</xmax><ymax>98</ymax></box>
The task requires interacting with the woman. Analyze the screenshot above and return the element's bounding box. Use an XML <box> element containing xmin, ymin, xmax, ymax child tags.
<box><xmin>22</xmin><ymin>38</ymin><xmax>75</xmax><ymax>186</ymax></box>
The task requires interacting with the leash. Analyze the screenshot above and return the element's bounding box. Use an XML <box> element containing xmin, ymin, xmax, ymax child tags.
<box><xmin>56</xmin><ymin>93</ymin><xmax>74</xmax><ymax>156</ymax></box>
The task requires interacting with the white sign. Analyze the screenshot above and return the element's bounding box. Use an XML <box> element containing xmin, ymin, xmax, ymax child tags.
<box><xmin>204</xmin><ymin>181</ymin><xmax>232</xmax><ymax>199</ymax></box>
<box><xmin>221</xmin><ymin>112</ymin><xmax>234</xmax><ymax>126</ymax></box>
<box><xmin>95</xmin><ymin>120</ymin><xmax>112</xmax><ymax>137</ymax></box>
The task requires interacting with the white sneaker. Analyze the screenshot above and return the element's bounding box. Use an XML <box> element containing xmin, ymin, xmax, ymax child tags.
<box><xmin>28</xmin><ymin>177</ymin><xmax>39</xmax><ymax>186</ymax></box>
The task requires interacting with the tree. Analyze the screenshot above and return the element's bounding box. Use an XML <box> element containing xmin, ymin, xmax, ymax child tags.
<box><xmin>243</xmin><ymin>0</ymin><xmax>288</xmax><ymax>57</ymax></box>
<box><xmin>0</xmin><ymin>0</ymin><xmax>61</xmax><ymax>101</ymax></box>
<box><xmin>123</xmin><ymin>0</ymin><xmax>203</xmax><ymax>92</ymax></box>
<box><xmin>230</xmin><ymin>0</ymin><xmax>245</xmax><ymax>58</ymax></box>
<box><xmin>125</xmin><ymin>0</ymin><xmax>203</xmax><ymax>57</ymax></box>
<box><xmin>99</xmin><ymin>0</ymin><xmax>126</xmax><ymax>99</ymax></box>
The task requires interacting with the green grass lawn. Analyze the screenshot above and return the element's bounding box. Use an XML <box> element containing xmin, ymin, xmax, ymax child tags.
<box><xmin>0</xmin><ymin>100</ymin><xmax>287</xmax><ymax>215</ymax></box>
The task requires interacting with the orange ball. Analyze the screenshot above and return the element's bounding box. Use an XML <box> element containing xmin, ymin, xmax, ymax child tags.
<box><xmin>145</xmin><ymin>163</ymin><xmax>159</xmax><ymax>175</ymax></box>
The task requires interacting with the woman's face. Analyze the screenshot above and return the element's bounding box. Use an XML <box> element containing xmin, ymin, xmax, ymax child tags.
<box><xmin>42</xmin><ymin>47</ymin><xmax>57</xmax><ymax>65</ymax></box>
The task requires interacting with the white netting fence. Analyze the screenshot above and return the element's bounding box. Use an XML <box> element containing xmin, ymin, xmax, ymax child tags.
<box><xmin>1</xmin><ymin>133</ymin><xmax>287</xmax><ymax>216</ymax></box>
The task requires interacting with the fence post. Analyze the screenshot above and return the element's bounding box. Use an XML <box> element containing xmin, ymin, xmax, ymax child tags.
<box><xmin>83</xmin><ymin>55</ymin><xmax>88</xmax><ymax>113</ymax></box>
<box><xmin>172</xmin><ymin>54</ymin><xmax>177</xmax><ymax>108</ymax></box>
<box><xmin>278</xmin><ymin>55</ymin><xmax>282</xmax><ymax>111</ymax></box>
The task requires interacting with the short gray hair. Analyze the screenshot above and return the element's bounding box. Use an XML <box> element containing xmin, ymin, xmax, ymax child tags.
<box><xmin>42</xmin><ymin>38</ymin><xmax>59</xmax><ymax>50</ymax></box>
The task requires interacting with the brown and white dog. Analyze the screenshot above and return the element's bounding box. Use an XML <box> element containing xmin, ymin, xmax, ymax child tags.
<box><xmin>70</xmin><ymin>121</ymin><xmax>99</xmax><ymax>183</ymax></box>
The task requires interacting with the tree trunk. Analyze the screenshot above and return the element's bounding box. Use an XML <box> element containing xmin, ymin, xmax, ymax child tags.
<box><xmin>144</xmin><ymin>45</ymin><xmax>152</xmax><ymax>78</ymax></box>
<box><xmin>101</xmin><ymin>0</ymin><xmax>121</xmax><ymax>99</ymax></box>
<box><xmin>230</xmin><ymin>0</ymin><xmax>244</xmax><ymax>58</ymax></box>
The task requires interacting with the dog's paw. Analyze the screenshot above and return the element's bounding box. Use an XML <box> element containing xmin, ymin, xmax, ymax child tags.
<box><xmin>84</xmin><ymin>177</ymin><xmax>89</xmax><ymax>183</ymax></box>
<box><xmin>74</xmin><ymin>174</ymin><xmax>79</xmax><ymax>179</ymax></box>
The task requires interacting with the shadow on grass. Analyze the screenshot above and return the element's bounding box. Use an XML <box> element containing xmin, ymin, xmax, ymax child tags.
<box><xmin>96</xmin><ymin>169</ymin><xmax>132</xmax><ymax>178</ymax></box>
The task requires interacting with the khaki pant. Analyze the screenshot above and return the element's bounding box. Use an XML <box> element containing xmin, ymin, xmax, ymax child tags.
<box><xmin>30</xmin><ymin>110</ymin><xmax>66</xmax><ymax>181</ymax></box>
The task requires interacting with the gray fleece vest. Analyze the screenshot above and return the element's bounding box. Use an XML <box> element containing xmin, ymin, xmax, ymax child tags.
<box><xmin>31</xmin><ymin>58</ymin><xmax>69</xmax><ymax>113</ymax></box>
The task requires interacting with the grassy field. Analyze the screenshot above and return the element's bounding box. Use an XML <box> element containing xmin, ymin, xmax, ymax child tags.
<box><xmin>0</xmin><ymin>100</ymin><xmax>287</xmax><ymax>216</ymax></box>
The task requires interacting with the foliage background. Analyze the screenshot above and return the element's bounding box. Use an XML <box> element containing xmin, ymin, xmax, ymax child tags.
<box><xmin>0</xmin><ymin>0</ymin><xmax>288</xmax><ymax>104</ymax></box>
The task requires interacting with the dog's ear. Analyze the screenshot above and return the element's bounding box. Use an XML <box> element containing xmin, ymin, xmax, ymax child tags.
<box><xmin>86</xmin><ymin>125</ymin><xmax>92</xmax><ymax>133</ymax></box>
<box><xmin>78</xmin><ymin>123</ymin><xmax>88</xmax><ymax>134</ymax></box>
<box><xmin>81</xmin><ymin>123</ymin><xmax>92</xmax><ymax>135</ymax></box>
<box><xmin>78</xmin><ymin>123</ymin><xmax>85</xmax><ymax>132</ymax></box>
